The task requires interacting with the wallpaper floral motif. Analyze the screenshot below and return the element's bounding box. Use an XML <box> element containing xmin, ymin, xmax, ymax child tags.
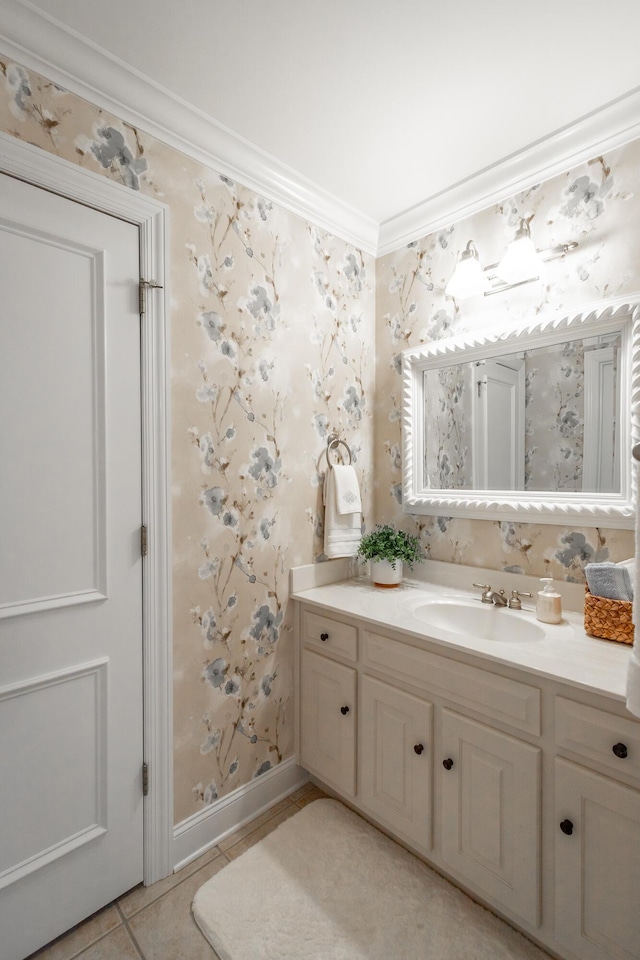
<box><xmin>0</xmin><ymin>57</ymin><xmax>375</xmax><ymax>822</ymax></box>
<box><xmin>375</xmin><ymin>146</ymin><xmax>637</xmax><ymax>578</ymax></box>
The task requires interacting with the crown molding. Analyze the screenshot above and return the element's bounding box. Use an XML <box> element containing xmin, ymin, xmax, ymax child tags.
<box><xmin>378</xmin><ymin>85</ymin><xmax>640</xmax><ymax>257</ymax></box>
<box><xmin>0</xmin><ymin>0</ymin><xmax>378</xmax><ymax>254</ymax></box>
<box><xmin>1</xmin><ymin>1</ymin><xmax>640</xmax><ymax>259</ymax></box>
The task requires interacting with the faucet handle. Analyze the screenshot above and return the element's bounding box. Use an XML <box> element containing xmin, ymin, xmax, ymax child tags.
<box><xmin>508</xmin><ymin>589</ymin><xmax>532</xmax><ymax>609</ymax></box>
<box><xmin>473</xmin><ymin>583</ymin><xmax>493</xmax><ymax>603</ymax></box>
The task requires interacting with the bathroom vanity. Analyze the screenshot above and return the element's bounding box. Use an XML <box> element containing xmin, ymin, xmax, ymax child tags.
<box><xmin>293</xmin><ymin>575</ymin><xmax>640</xmax><ymax>960</ymax></box>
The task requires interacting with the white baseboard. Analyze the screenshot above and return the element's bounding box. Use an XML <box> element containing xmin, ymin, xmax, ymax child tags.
<box><xmin>172</xmin><ymin>757</ymin><xmax>308</xmax><ymax>872</ymax></box>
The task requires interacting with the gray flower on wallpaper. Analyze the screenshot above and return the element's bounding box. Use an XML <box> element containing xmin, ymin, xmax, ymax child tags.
<box><xmin>313</xmin><ymin>413</ymin><xmax>330</xmax><ymax>438</ymax></box>
<box><xmin>221</xmin><ymin>341</ymin><xmax>236</xmax><ymax>358</ymax></box>
<box><xmin>343</xmin><ymin>253</ymin><xmax>364</xmax><ymax>293</ymax></box>
<box><xmin>196</xmin><ymin>256</ymin><xmax>215</xmax><ymax>296</ymax></box>
<box><xmin>343</xmin><ymin>384</ymin><xmax>364</xmax><ymax>422</ymax></box>
<box><xmin>200</xmin><ymin>730</ymin><xmax>221</xmax><ymax>755</ymax></box>
<box><xmin>89</xmin><ymin>126</ymin><xmax>148</xmax><ymax>191</ymax></box>
<box><xmin>257</xmin><ymin>197</ymin><xmax>272</xmax><ymax>221</ymax></box>
<box><xmin>258</xmin><ymin>358</ymin><xmax>274</xmax><ymax>382</ymax></box>
<box><xmin>200</xmin><ymin>310</ymin><xmax>225</xmax><ymax>343</ymax></box>
<box><xmin>392</xmin><ymin>353</ymin><xmax>403</xmax><ymax>376</ymax></box>
<box><xmin>204</xmin><ymin>782</ymin><xmax>218</xmax><ymax>804</ymax></box>
<box><xmin>428</xmin><ymin>309</ymin><xmax>452</xmax><ymax>340</ymax></box>
<box><xmin>201</xmin><ymin>486</ymin><xmax>228</xmax><ymax>517</ymax></box>
<box><xmin>259</xmin><ymin>517</ymin><xmax>275</xmax><ymax>540</ymax></box>
<box><xmin>6</xmin><ymin>64</ymin><xmax>31</xmax><ymax>114</ymax></box>
<box><xmin>313</xmin><ymin>271</ymin><xmax>329</xmax><ymax>299</ymax></box>
<box><xmin>250</xmin><ymin>604</ymin><xmax>283</xmax><ymax>646</ymax></box>
<box><xmin>557</xmin><ymin>409</ymin><xmax>580</xmax><ymax>437</ymax></box>
<box><xmin>220</xmin><ymin>174</ymin><xmax>235</xmax><ymax>188</ymax></box>
<box><xmin>560</xmin><ymin>174</ymin><xmax>611</xmax><ymax>221</ymax></box>
<box><xmin>255</xmin><ymin>761</ymin><xmax>272</xmax><ymax>778</ymax></box>
<box><xmin>392</xmin><ymin>483</ymin><xmax>402</xmax><ymax>504</ymax></box>
<box><xmin>197</xmin><ymin>383</ymin><xmax>218</xmax><ymax>403</ymax></box>
<box><xmin>222</xmin><ymin>509</ymin><xmax>239</xmax><ymax>528</ymax></box>
<box><xmin>556</xmin><ymin>532</ymin><xmax>608</xmax><ymax>571</ymax></box>
<box><xmin>198</xmin><ymin>432</ymin><xmax>215</xmax><ymax>472</ymax></box>
<box><xmin>224</xmin><ymin>675</ymin><xmax>240</xmax><ymax>696</ymax></box>
<box><xmin>227</xmin><ymin>594</ymin><xmax>238</xmax><ymax>608</ymax></box>
<box><xmin>200</xmin><ymin>608</ymin><xmax>217</xmax><ymax>645</ymax></box>
<box><xmin>437</xmin><ymin>517</ymin><xmax>451</xmax><ymax>533</ymax></box>
<box><xmin>229</xmin><ymin>759</ymin><xmax>239</xmax><ymax>775</ymax></box>
<box><xmin>198</xmin><ymin>559</ymin><xmax>219</xmax><ymax>581</ymax></box>
<box><xmin>261</xmin><ymin>674</ymin><xmax>274</xmax><ymax>696</ymax></box>
<box><xmin>247</xmin><ymin>285</ymin><xmax>280</xmax><ymax>330</ymax></box>
<box><xmin>204</xmin><ymin>657</ymin><xmax>227</xmax><ymax>689</ymax></box>
<box><xmin>248</xmin><ymin>447</ymin><xmax>281</xmax><ymax>489</ymax></box>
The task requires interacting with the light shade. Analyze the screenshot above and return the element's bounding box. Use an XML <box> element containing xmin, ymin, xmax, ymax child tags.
<box><xmin>496</xmin><ymin>219</ymin><xmax>544</xmax><ymax>285</ymax></box>
<box><xmin>445</xmin><ymin>241</ymin><xmax>490</xmax><ymax>299</ymax></box>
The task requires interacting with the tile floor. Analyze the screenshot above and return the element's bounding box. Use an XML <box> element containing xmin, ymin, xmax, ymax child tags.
<box><xmin>27</xmin><ymin>783</ymin><xmax>327</xmax><ymax>960</ymax></box>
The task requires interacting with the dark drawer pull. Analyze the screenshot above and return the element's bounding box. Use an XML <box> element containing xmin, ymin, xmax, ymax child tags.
<box><xmin>340</xmin><ymin>705</ymin><xmax>350</xmax><ymax>715</ymax></box>
<box><xmin>560</xmin><ymin>819</ymin><xmax>574</xmax><ymax>835</ymax></box>
<box><xmin>414</xmin><ymin>743</ymin><xmax>424</xmax><ymax>755</ymax></box>
<box><xmin>612</xmin><ymin>742</ymin><xmax>628</xmax><ymax>759</ymax></box>
<box><xmin>320</xmin><ymin>632</ymin><xmax>329</xmax><ymax>641</ymax></box>
<box><xmin>442</xmin><ymin>758</ymin><xmax>454</xmax><ymax>770</ymax></box>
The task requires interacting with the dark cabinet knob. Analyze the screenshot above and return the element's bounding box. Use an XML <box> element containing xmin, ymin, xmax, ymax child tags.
<box><xmin>340</xmin><ymin>705</ymin><xmax>350</xmax><ymax>715</ymax></box>
<box><xmin>442</xmin><ymin>758</ymin><xmax>454</xmax><ymax>770</ymax></box>
<box><xmin>560</xmin><ymin>819</ymin><xmax>574</xmax><ymax>835</ymax></box>
<box><xmin>414</xmin><ymin>743</ymin><xmax>424</xmax><ymax>755</ymax></box>
<box><xmin>320</xmin><ymin>632</ymin><xmax>329</xmax><ymax>641</ymax></box>
<box><xmin>612</xmin><ymin>742</ymin><xmax>628</xmax><ymax>759</ymax></box>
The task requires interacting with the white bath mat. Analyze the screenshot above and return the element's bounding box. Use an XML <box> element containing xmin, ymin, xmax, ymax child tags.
<box><xmin>192</xmin><ymin>799</ymin><xmax>550</xmax><ymax>960</ymax></box>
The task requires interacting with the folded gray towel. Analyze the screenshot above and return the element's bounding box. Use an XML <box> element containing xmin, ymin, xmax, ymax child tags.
<box><xmin>585</xmin><ymin>562</ymin><xmax>634</xmax><ymax>602</ymax></box>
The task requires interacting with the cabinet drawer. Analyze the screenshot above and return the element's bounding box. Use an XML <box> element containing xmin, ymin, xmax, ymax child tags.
<box><xmin>362</xmin><ymin>631</ymin><xmax>540</xmax><ymax>735</ymax></box>
<box><xmin>303</xmin><ymin>610</ymin><xmax>357</xmax><ymax>661</ymax></box>
<box><xmin>555</xmin><ymin>697</ymin><xmax>640</xmax><ymax>780</ymax></box>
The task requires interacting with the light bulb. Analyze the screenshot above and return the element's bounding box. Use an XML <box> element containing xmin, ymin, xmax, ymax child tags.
<box><xmin>496</xmin><ymin>220</ymin><xmax>544</xmax><ymax>285</ymax></box>
<box><xmin>445</xmin><ymin>241</ymin><xmax>489</xmax><ymax>299</ymax></box>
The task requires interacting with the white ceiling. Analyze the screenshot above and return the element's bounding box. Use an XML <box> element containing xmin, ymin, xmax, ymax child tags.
<box><xmin>7</xmin><ymin>0</ymin><xmax>640</xmax><ymax>245</ymax></box>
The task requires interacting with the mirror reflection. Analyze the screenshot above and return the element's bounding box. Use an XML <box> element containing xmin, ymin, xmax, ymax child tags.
<box><xmin>423</xmin><ymin>333</ymin><xmax>621</xmax><ymax>494</ymax></box>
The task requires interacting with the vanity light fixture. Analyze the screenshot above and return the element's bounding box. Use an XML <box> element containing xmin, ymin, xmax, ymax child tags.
<box><xmin>444</xmin><ymin>241</ymin><xmax>490</xmax><ymax>299</ymax></box>
<box><xmin>446</xmin><ymin>226</ymin><xmax>579</xmax><ymax>299</ymax></box>
<box><xmin>496</xmin><ymin>218</ymin><xmax>543</xmax><ymax>285</ymax></box>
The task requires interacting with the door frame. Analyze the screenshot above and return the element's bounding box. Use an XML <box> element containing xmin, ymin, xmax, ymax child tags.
<box><xmin>0</xmin><ymin>131</ymin><xmax>173</xmax><ymax>885</ymax></box>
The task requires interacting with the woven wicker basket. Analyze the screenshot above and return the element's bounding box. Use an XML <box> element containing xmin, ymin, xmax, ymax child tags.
<box><xmin>584</xmin><ymin>588</ymin><xmax>634</xmax><ymax>644</ymax></box>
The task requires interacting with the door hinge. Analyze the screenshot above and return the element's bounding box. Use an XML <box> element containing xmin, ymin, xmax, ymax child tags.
<box><xmin>139</xmin><ymin>278</ymin><xmax>163</xmax><ymax>315</ymax></box>
<box><xmin>142</xmin><ymin>762</ymin><xmax>149</xmax><ymax>797</ymax></box>
<box><xmin>141</xmin><ymin>524</ymin><xmax>148</xmax><ymax>557</ymax></box>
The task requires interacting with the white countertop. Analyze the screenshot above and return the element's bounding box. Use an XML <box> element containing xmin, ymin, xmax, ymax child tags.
<box><xmin>292</xmin><ymin>576</ymin><xmax>633</xmax><ymax>703</ymax></box>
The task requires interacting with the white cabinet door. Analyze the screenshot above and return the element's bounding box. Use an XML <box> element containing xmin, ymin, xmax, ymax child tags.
<box><xmin>440</xmin><ymin>709</ymin><xmax>541</xmax><ymax>927</ymax></box>
<box><xmin>360</xmin><ymin>675</ymin><xmax>433</xmax><ymax>852</ymax></box>
<box><xmin>555</xmin><ymin>758</ymin><xmax>640</xmax><ymax>960</ymax></box>
<box><xmin>300</xmin><ymin>649</ymin><xmax>356</xmax><ymax>796</ymax></box>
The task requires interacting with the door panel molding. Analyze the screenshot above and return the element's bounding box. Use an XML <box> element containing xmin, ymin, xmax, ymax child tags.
<box><xmin>0</xmin><ymin>131</ymin><xmax>173</xmax><ymax>885</ymax></box>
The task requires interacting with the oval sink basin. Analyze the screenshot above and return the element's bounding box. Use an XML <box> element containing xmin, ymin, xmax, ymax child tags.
<box><xmin>409</xmin><ymin>599</ymin><xmax>545</xmax><ymax>643</ymax></box>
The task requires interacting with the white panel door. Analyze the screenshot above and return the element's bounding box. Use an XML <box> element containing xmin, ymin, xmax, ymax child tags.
<box><xmin>359</xmin><ymin>675</ymin><xmax>432</xmax><ymax>852</ymax></box>
<box><xmin>0</xmin><ymin>173</ymin><xmax>143</xmax><ymax>960</ymax></box>
<box><xmin>440</xmin><ymin>709</ymin><xmax>541</xmax><ymax>927</ymax></box>
<box><xmin>555</xmin><ymin>758</ymin><xmax>640</xmax><ymax>960</ymax></box>
<box><xmin>300</xmin><ymin>650</ymin><xmax>356</xmax><ymax>796</ymax></box>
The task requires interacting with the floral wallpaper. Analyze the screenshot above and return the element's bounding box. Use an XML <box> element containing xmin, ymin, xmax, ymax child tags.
<box><xmin>0</xmin><ymin>57</ymin><xmax>375</xmax><ymax>822</ymax></box>
<box><xmin>376</xmin><ymin>147</ymin><xmax>636</xmax><ymax>578</ymax></box>
<box><xmin>424</xmin><ymin>362</ymin><xmax>473</xmax><ymax>489</ymax></box>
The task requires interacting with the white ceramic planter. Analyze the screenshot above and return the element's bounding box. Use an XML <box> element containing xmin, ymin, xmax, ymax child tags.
<box><xmin>371</xmin><ymin>559</ymin><xmax>403</xmax><ymax>588</ymax></box>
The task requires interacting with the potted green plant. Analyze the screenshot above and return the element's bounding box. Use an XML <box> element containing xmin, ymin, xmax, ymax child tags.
<box><xmin>357</xmin><ymin>524</ymin><xmax>424</xmax><ymax>587</ymax></box>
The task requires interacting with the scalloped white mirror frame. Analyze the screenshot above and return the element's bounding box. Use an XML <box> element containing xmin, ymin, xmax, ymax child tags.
<box><xmin>401</xmin><ymin>298</ymin><xmax>640</xmax><ymax>528</ymax></box>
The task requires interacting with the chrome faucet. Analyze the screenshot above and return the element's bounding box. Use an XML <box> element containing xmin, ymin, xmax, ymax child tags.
<box><xmin>473</xmin><ymin>583</ymin><xmax>508</xmax><ymax>606</ymax></box>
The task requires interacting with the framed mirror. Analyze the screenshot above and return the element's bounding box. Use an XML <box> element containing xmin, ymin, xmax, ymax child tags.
<box><xmin>401</xmin><ymin>299</ymin><xmax>639</xmax><ymax>527</ymax></box>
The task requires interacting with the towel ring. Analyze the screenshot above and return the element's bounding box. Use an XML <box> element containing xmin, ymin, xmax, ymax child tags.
<box><xmin>326</xmin><ymin>434</ymin><xmax>352</xmax><ymax>466</ymax></box>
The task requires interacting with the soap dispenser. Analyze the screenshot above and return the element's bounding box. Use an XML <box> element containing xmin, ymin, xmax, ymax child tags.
<box><xmin>536</xmin><ymin>578</ymin><xmax>562</xmax><ymax>624</ymax></box>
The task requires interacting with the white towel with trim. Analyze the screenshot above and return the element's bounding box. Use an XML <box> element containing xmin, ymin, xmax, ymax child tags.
<box><xmin>323</xmin><ymin>465</ymin><xmax>362</xmax><ymax>559</ymax></box>
<box><xmin>626</xmin><ymin>459</ymin><xmax>640</xmax><ymax>716</ymax></box>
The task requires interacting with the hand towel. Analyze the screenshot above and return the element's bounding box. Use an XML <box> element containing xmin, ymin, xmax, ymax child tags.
<box><xmin>584</xmin><ymin>561</ymin><xmax>634</xmax><ymax>602</ymax></box>
<box><xmin>626</xmin><ymin>460</ymin><xmax>640</xmax><ymax>717</ymax></box>
<box><xmin>332</xmin><ymin>464</ymin><xmax>362</xmax><ymax>515</ymax></box>
<box><xmin>323</xmin><ymin>465</ymin><xmax>362</xmax><ymax>559</ymax></box>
